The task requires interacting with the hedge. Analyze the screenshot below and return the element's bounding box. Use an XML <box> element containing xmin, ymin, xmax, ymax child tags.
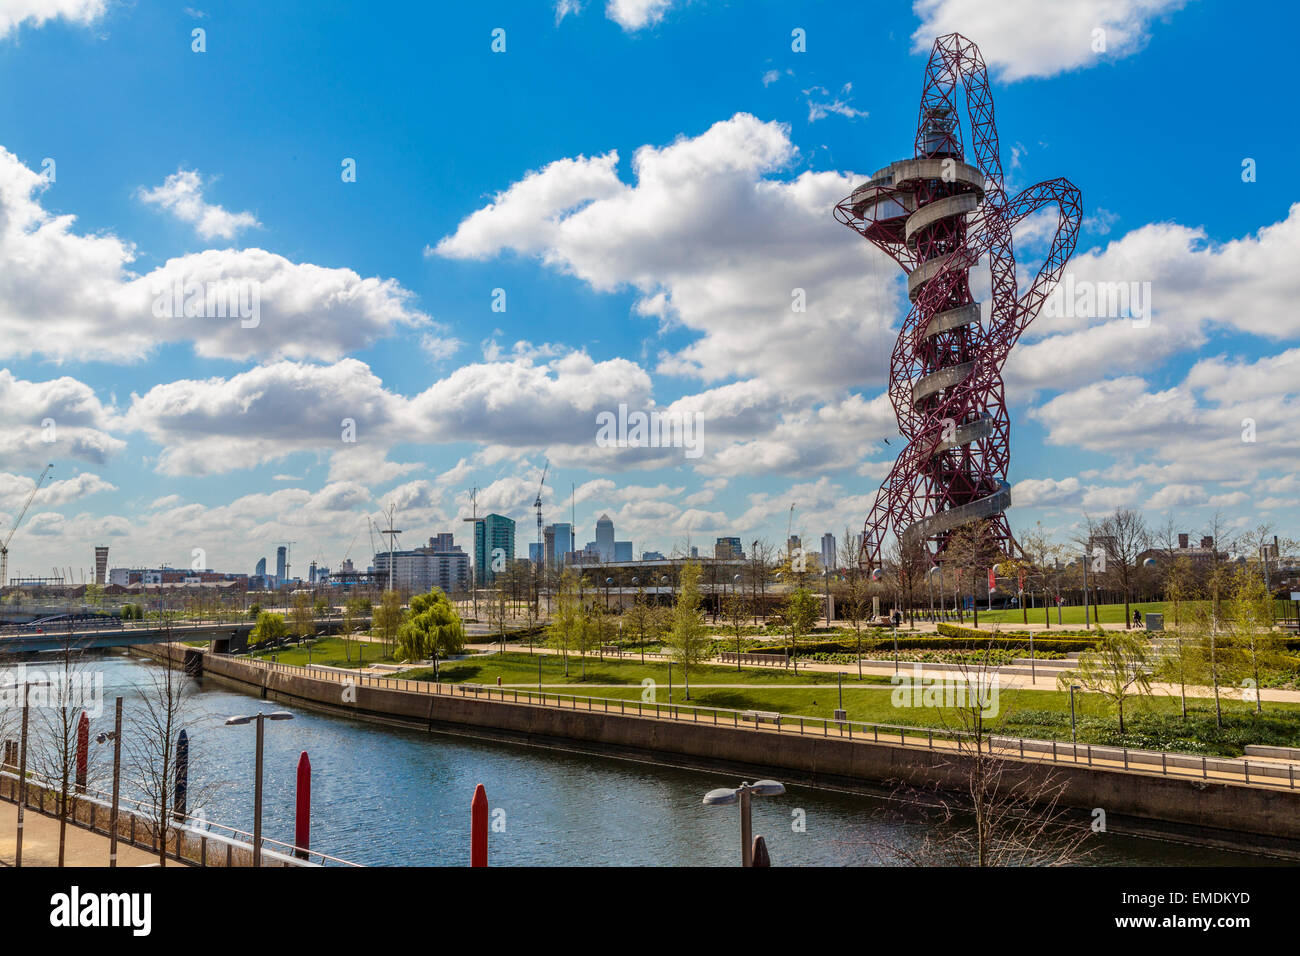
<box><xmin>752</xmin><ymin>634</ymin><xmax>1104</xmax><ymax>656</ymax></box>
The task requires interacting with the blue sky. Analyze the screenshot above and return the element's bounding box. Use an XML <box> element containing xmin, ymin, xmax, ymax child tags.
<box><xmin>0</xmin><ymin>0</ymin><xmax>1296</xmax><ymax>578</ymax></box>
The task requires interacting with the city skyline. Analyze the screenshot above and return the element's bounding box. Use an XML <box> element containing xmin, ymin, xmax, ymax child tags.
<box><xmin>0</xmin><ymin>1</ymin><xmax>1296</xmax><ymax>580</ymax></box>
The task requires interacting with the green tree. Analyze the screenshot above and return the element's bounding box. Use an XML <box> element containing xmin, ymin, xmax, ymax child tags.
<box><xmin>548</xmin><ymin>570</ymin><xmax>580</xmax><ymax>676</ymax></box>
<box><xmin>396</xmin><ymin>587</ymin><xmax>465</xmax><ymax>672</ymax></box>
<box><xmin>290</xmin><ymin>591</ymin><xmax>314</xmax><ymax>644</ymax></box>
<box><xmin>665</xmin><ymin>561</ymin><xmax>710</xmax><ymax>699</ymax></box>
<box><xmin>1060</xmin><ymin>630</ymin><xmax>1152</xmax><ymax>734</ymax></box>
<box><xmin>373</xmin><ymin>589</ymin><xmax>405</xmax><ymax>654</ymax></box>
<box><xmin>1226</xmin><ymin>565</ymin><xmax>1284</xmax><ymax>713</ymax></box>
<box><xmin>249</xmin><ymin>610</ymin><xmax>287</xmax><ymax>648</ymax></box>
<box><xmin>623</xmin><ymin>588</ymin><xmax>652</xmax><ymax>660</ymax></box>
<box><xmin>572</xmin><ymin>599</ymin><xmax>599</xmax><ymax>680</ymax></box>
<box><xmin>780</xmin><ymin>586</ymin><xmax>820</xmax><ymax>674</ymax></box>
<box><xmin>835</xmin><ymin>570</ymin><xmax>874</xmax><ymax>679</ymax></box>
<box><xmin>721</xmin><ymin>588</ymin><xmax>749</xmax><ymax>670</ymax></box>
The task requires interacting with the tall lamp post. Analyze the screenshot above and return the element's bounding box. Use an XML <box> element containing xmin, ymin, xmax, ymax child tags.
<box><xmin>13</xmin><ymin>678</ymin><xmax>50</xmax><ymax>868</ymax></box>
<box><xmin>1069</xmin><ymin>684</ymin><xmax>1080</xmax><ymax>743</ymax></box>
<box><xmin>702</xmin><ymin>779</ymin><xmax>786</xmax><ymax>866</ymax></box>
<box><xmin>95</xmin><ymin>696</ymin><xmax>124</xmax><ymax>867</ymax></box>
<box><xmin>225</xmin><ymin>710</ymin><xmax>294</xmax><ymax>866</ymax></box>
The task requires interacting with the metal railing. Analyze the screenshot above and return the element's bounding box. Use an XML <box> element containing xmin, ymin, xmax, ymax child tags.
<box><xmin>0</xmin><ymin>765</ymin><xmax>360</xmax><ymax>867</ymax></box>
<box><xmin>232</xmin><ymin>654</ymin><xmax>1300</xmax><ymax>792</ymax></box>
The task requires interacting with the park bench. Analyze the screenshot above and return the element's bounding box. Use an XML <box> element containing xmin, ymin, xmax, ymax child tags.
<box><xmin>718</xmin><ymin>651</ymin><xmax>788</xmax><ymax>667</ymax></box>
<box><xmin>600</xmin><ymin>644</ymin><xmax>622</xmax><ymax>657</ymax></box>
<box><xmin>741</xmin><ymin>710</ymin><xmax>781</xmax><ymax>726</ymax></box>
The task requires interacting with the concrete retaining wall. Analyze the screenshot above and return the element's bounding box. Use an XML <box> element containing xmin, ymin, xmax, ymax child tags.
<box><xmin>143</xmin><ymin>645</ymin><xmax>1300</xmax><ymax>856</ymax></box>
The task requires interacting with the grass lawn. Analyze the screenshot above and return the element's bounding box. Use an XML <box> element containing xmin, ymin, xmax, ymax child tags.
<box><xmin>249</xmin><ymin>636</ymin><xmax>395</xmax><ymax>668</ymax></box>
<box><xmin>397</xmin><ymin>651</ymin><xmax>1300</xmax><ymax>757</ymax></box>
<box><xmin>413</xmin><ymin>650</ymin><xmax>876</xmax><ymax>688</ymax></box>
<box><xmin>975</xmin><ymin>599</ymin><xmax>1296</xmax><ymax>627</ymax></box>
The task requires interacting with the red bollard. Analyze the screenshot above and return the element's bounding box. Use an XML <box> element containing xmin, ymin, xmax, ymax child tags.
<box><xmin>75</xmin><ymin>712</ymin><xmax>89</xmax><ymax>793</ymax></box>
<box><xmin>471</xmin><ymin>783</ymin><xmax>488</xmax><ymax>867</ymax></box>
<box><xmin>295</xmin><ymin>751</ymin><xmax>311</xmax><ymax>859</ymax></box>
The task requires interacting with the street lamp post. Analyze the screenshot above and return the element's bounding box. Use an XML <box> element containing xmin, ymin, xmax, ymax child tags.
<box><xmin>14</xmin><ymin>678</ymin><xmax>50</xmax><ymax>868</ymax></box>
<box><xmin>95</xmin><ymin>697</ymin><xmax>124</xmax><ymax>867</ymax></box>
<box><xmin>1069</xmin><ymin>684</ymin><xmax>1080</xmax><ymax>743</ymax></box>
<box><xmin>702</xmin><ymin>779</ymin><xmax>786</xmax><ymax>866</ymax></box>
<box><xmin>225</xmin><ymin>711</ymin><xmax>294</xmax><ymax>866</ymax></box>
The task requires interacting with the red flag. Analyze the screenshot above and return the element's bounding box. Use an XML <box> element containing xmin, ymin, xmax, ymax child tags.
<box><xmin>988</xmin><ymin>568</ymin><xmax>996</xmax><ymax>591</ymax></box>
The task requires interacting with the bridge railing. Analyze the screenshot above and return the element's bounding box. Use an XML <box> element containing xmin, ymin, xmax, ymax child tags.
<box><xmin>240</xmin><ymin>655</ymin><xmax>1300</xmax><ymax>793</ymax></box>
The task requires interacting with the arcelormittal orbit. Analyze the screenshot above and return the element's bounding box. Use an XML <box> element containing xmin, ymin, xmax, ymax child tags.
<box><xmin>835</xmin><ymin>33</ymin><xmax>1082</xmax><ymax>571</ymax></box>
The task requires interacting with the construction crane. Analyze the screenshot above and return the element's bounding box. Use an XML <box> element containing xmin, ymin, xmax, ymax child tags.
<box><xmin>534</xmin><ymin>459</ymin><xmax>548</xmax><ymax>560</ymax></box>
<box><xmin>1</xmin><ymin>463</ymin><xmax>52</xmax><ymax>589</ymax></box>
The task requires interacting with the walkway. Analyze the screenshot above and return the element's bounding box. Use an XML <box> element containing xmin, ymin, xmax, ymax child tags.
<box><xmin>0</xmin><ymin>801</ymin><xmax>164</xmax><ymax>867</ymax></box>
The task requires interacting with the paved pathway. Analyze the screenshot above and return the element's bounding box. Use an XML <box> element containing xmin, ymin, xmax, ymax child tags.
<box><xmin>0</xmin><ymin>800</ymin><xmax>164</xmax><ymax>867</ymax></box>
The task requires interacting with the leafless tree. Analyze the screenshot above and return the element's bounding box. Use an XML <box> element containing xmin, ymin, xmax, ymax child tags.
<box><xmin>864</xmin><ymin>647</ymin><xmax>1092</xmax><ymax>866</ymax></box>
<box><xmin>940</xmin><ymin>520</ymin><xmax>1003</xmax><ymax>627</ymax></box>
<box><xmin>123</xmin><ymin>635</ymin><xmax>213</xmax><ymax>866</ymax></box>
<box><xmin>28</xmin><ymin>625</ymin><xmax>99</xmax><ymax>867</ymax></box>
<box><xmin>747</xmin><ymin>539</ymin><xmax>775</xmax><ymax>624</ymax></box>
<box><xmin>1200</xmin><ymin>510</ymin><xmax>1237</xmax><ymax>627</ymax></box>
<box><xmin>1086</xmin><ymin>508</ymin><xmax>1150</xmax><ymax>628</ymax></box>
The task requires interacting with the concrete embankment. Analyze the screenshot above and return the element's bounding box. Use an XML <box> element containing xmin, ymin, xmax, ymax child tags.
<box><xmin>142</xmin><ymin>645</ymin><xmax>1300</xmax><ymax>858</ymax></box>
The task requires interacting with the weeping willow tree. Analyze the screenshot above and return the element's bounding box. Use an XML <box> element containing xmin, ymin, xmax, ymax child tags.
<box><xmin>396</xmin><ymin>588</ymin><xmax>465</xmax><ymax>677</ymax></box>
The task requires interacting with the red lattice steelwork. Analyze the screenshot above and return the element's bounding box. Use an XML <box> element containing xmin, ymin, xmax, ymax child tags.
<box><xmin>834</xmin><ymin>33</ymin><xmax>1082</xmax><ymax>570</ymax></box>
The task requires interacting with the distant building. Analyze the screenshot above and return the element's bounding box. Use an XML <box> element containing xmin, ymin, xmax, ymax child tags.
<box><xmin>595</xmin><ymin>514</ymin><xmax>615</xmax><ymax>562</ymax></box>
<box><xmin>255</xmin><ymin>557</ymin><xmax>267</xmax><ymax>577</ymax></box>
<box><xmin>715</xmin><ymin>537</ymin><xmax>743</xmax><ymax>560</ymax></box>
<box><xmin>787</xmin><ymin>535</ymin><xmax>801</xmax><ymax>555</ymax></box>
<box><xmin>1137</xmin><ymin>533</ymin><xmax>1220</xmax><ymax>569</ymax></box>
<box><xmin>821</xmin><ymin>533</ymin><xmax>836</xmax><ymax>570</ymax></box>
<box><xmin>614</xmin><ymin>540</ymin><xmax>633</xmax><ymax>562</ymax></box>
<box><xmin>543</xmin><ymin>522</ymin><xmax>574</xmax><ymax>567</ymax></box>
<box><xmin>641</xmin><ymin>551</ymin><xmax>666</xmax><ymax>561</ymax></box>
<box><xmin>276</xmin><ymin>546</ymin><xmax>287</xmax><ymax>581</ymax></box>
<box><xmin>469</xmin><ymin>514</ymin><xmax>516</xmax><ymax>584</ymax></box>
<box><xmin>373</xmin><ymin>536</ymin><xmax>470</xmax><ymax>594</ymax></box>
<box><xmin>689</xmin><ymin>546</ymin><xmax>699</xmax><ymax>559</ymax></box>
<box><xmin>94</xmin><ymin>546</ymin><xmax>109</xmax><ymax>586</ymax></box>
<box><xmin>529</xmin><ymin>542</ymin><xmax>544</xmax><ymax>564</ymax></box>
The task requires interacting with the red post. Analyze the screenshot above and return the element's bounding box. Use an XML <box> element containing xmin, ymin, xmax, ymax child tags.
<box><xmin>295</xmin><ymin>751</ymin><xmax>311</xmax><ymax>859</ymax></box>
<box><xmin>471</xmin><ymin>783</ymin><xmax>488</xmax><ymax>867</ymax></box>
<box><xmin>75</xmin><ymin>711</ymin><xmax>89</xmax><ymax>792</ymax></box>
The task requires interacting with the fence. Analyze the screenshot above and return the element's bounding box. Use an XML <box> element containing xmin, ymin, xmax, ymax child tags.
<box><xmin>239</xmin><ymin>654</ymin><xmax>1300</xmax><ymax>792</ymax></box>
<box><xmin>0</xmin><ymin>764</ymin><xmax>359</xmax><ymax>867</ymax></box>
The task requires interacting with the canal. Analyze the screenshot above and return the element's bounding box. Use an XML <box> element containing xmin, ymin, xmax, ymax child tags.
<box><xmin>1</xmin><ymin>653</ymin><xmax>1276</xmax><ymax>866</ymax></box>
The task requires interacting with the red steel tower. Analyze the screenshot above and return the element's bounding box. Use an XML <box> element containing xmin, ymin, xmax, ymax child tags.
<box><xmin>835</xmin><ymin>33</ymin><xmax>1082</xmax><ymax>571</ymax></box>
